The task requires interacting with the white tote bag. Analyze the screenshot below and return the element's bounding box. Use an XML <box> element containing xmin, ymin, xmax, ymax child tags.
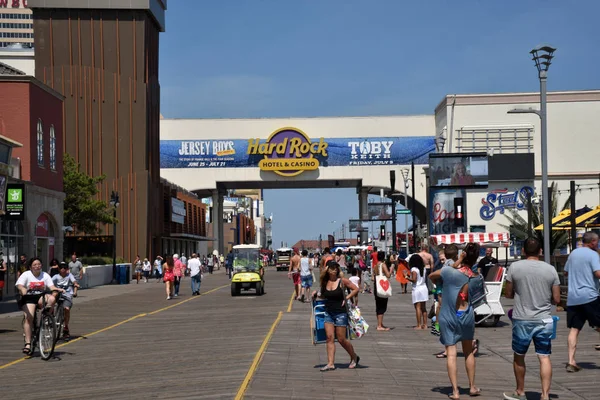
<box><xmin>375</xmin><ymin>262</ymin><xmax>392</xmax><ymax>298</ymax></box>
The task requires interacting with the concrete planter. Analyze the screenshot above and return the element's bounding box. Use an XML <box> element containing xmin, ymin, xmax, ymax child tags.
<box><xmin>80</xmin><ymin>263</ymin><xmax>132</xmax><ymax>289</ymax></box>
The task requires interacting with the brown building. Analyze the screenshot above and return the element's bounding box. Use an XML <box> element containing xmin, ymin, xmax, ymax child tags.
<box><xmin>160</xmin><ymin>179</ymin><xmax>208</xmax><ymax>258</ymax></box>
<box><xmin>29</xmin><ymin>0</ymin><xmax>167</xmax><ymax>261</ymax></box>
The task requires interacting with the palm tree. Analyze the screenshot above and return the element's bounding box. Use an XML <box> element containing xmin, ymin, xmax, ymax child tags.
<box><xmin>500</xmin><ymin>182</ymin><xmax>570</xmax><ymax>255</ymax></box>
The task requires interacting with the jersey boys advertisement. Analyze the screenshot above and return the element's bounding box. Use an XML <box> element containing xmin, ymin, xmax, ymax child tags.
<box><xmin>160</xmin><ymin>128</ymin><xmax>435</xmax><ymax>175</ymax></box>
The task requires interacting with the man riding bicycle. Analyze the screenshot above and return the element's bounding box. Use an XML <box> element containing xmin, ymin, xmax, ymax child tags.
<box><xmin>15</xmin><ymin>257</ymin><xmax>64</xmax><ymax>354</ymax></box>
<box><xmin>52</xmin><ymin>262</ymin><xmax>80</xmax><ymax>340</ymax></box>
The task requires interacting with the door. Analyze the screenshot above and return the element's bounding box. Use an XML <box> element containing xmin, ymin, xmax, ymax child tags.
<box><xmin>36</xmin><ymin>238</ymin><xmax>49</xmax><ymax>269</ymax></box>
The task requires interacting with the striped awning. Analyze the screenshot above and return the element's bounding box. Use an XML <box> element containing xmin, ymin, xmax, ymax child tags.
<box><xmin>430</xmin><ymin>232</ymin><xmax>510</xmax><ymax>246</ymax></box>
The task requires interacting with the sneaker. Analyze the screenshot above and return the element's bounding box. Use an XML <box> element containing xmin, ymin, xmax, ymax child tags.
<box><xmin>174</xmin><ymin>294</ymin><xmax>178</xmax><ymax>297</ymax></box>
<box><xmin>167</xmin><ymin>296</ymin><xmax>171</xmax><ymax>300</ymax></box>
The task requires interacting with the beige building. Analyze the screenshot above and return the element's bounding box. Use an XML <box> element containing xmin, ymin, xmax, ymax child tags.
<box><xmin>161</xmin><ymin>90</ymin><xmax>600</xmax><ymax>255</ymax></box>
<box><xmin>0</xmin><ymin>1</ymin><xmax>33</xmax><ymax>49</ymax></box>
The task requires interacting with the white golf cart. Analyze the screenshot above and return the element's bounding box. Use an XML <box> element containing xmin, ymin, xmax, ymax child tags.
<box><xmin>429</xmin><ymin>232</ymin><xmax>510</xmax><ymax>327</ymax></box>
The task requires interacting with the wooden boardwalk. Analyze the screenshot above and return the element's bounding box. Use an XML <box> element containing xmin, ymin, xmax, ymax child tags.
<box><xmin>0</xmin><ymin>269</ymin><xmax>598</xmax><ymax>400</ymax></box>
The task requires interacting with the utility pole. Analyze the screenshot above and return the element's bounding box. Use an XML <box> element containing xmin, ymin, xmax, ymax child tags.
<box><xmin>411</xmin><ymin>161</ymin><xmax>416</xmax><ymax>251</ymax></box>
<box><xmin>570</xmin><ymin>180</ymin><xmax>576</xmax><ymax>251</ymax></box>
<box><xmin>390</xmin><ymin>170</ymin><xmax>397</xmax><ymax>252</ymax></box>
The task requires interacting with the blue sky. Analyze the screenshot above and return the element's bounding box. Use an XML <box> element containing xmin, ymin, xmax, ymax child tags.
<box><xmin>159</xmin><ymin>1</ymin><xmax>600</xmax><ymax>248</ymax></box>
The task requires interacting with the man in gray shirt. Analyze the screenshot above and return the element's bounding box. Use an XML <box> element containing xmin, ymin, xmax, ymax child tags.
<box><xmin>503</xmin><ymin>237</ymin><xmax>560</xmax><ymax>400</ymax></box>
<box><xmin>68</xmin><ymin>253</ymin><xmax>83</xmax><ymax>282</ymax></box>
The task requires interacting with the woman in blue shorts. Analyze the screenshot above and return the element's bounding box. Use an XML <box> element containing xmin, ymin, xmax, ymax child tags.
<box><xmin>319</xmin><ymin>262</ymin><xmax>360</xmax><ymax>371</ymax></box>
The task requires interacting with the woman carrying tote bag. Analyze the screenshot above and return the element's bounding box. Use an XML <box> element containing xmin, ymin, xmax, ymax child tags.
<box><xmin>373</xmin><ymin>250</ymin><xmax>392</xmax><ymax>331</ymax></box>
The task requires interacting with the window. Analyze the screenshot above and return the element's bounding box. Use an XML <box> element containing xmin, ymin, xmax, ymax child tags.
<box><xmin>456</xmin><ymin>125</ymin><xmax>534</xmax><ymax>154</ymax></box>
<box><xmin>37</xmin><ymin>119</ymin><xmax>43</xmax><ymax>166</ymax></box>
<box><xmin>49</xmin><ymin>125</ymin><xmax>56</xmax><ymax>170</ymax></box>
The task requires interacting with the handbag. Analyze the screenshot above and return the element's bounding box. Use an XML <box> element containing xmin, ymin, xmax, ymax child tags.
<box><xmin>375</xmin><ymin>262</ymin><xmax>392</xmax><ymax>298</ymax></box>
<box><xmin>428</xmin><ymin>301</ymin><xmax>437</xmax><ymax>319</ymax></box>
<box><xmin>346</xmin><ymin>303</ymin><xmax>369</xmax><ymax>339</ymax></box>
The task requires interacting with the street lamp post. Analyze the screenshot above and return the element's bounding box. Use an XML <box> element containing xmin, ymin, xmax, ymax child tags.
<box><xmin>389</xmin><ymin>170</ymin><xmax>397</xmax><ymax>252</ymax></box>
<box><xmin>508</xmin><ymin>45</ymin><xmax>556</xmax><ymax>264</ymax></box>
<box><xmin>109</xmin><ymin>191</ymin><xmax>120</xmax><ymax>283</ymax></box>
<box><xmin>401</xmin><ymin>168</ymin><xmax>411</xmax><ymax>257</ymax></box>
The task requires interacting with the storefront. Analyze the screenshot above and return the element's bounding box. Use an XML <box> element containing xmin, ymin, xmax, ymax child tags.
<box><xmin>155</xmin><ymin>179</ymin><xmax>210</xmax><ymax>259</ymax></box>
<box><xmin>0</xmin><ymin>219</ymin><xmax>25</xmax><ymax>299</ymax></box>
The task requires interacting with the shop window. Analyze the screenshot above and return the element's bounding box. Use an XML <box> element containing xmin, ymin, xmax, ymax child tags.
<box><xmin>37</xmin><ymin>119</ymin><xmax>43</xmax><ymax>167</ymax></box>
<box><xmin>49</xmin><ymin>125</ymin><xmax>56</xmax><ymax>170</ymax></box>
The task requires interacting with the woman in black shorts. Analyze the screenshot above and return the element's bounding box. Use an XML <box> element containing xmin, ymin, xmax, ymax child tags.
<box><xmin>373</xmin><ymin>250</ymin><xmax>392</xmax><ymax>331</ymax></box>
<box><xmin>15</xmin><ymin>257</ymin><xmax>63</xmax><ymax>354</ymax></box>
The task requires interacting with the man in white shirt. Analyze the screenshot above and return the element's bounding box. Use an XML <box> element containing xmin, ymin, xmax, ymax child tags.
<box><xmin>188</xmin><ymin>253</ymin><xmax>202</xmax><ymax>296</ymax></box>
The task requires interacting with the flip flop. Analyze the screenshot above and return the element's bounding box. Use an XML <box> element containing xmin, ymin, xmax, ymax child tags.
<box><xmin>565</xmin><ymin>363</ymin><xmax>581</xmax><ymax>373</ymax></box>
<box><xmin>595</xmin><ymin>344</ymin><xmax>600</xmax><ymax>351</ymax></box>
<box><xmin>503</xmin><ymin>392</ymin><xmax>526</xmax><ymax>400</ymax></box>
<box><xmin>469</xmin><ymin>388</ymin><xmax>481</xmax><ymax>397</ymax></box>
<box><xmin>22</xmin><ymin>343</ymin><xmax>31</xmax><ymax>354</ymax></box>
<box><xmin>349</xmin><ymin>355</ymin><xmax>360</xmax><ymax>369</ymax></box>
<box><xmin>448</xmin><ymin>394</ymin><xmax>460</xmax><ymax>400</ymax></box>
<box><xmin>320</xmin><ymin>365</ymin><xmax>336</xmax><ymax>372</ymax></box>
<box><xmin>435</xmin><ymin>352</ymin><xmax>447</xmax><ymax>359</ymax></box>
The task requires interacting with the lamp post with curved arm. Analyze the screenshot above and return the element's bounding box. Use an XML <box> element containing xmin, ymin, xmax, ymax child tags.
<box><xmin>508</xmin><ymin>45</ymin><xmax>556</xmax><ymax>263</ymax></box>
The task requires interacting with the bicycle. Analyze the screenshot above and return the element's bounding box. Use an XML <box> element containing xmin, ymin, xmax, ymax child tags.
<box><xmin>21</xmin><ymin>291</ymin><xmax>58</xmax><ymax>360</ymax></box>
<box><xmin>54</xmin><ymin>295</ymin><xmax>65</xmax><ymax>343</ymax></box>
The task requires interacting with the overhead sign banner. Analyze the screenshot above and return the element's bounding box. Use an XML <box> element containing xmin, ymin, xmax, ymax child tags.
<box><xmin>5</xmin><ymin>182</ymin><xmax>24</xmax><ymax>220</ymax></box>
<box><xmin>367</xmin><ymin>203</ymin><xmax>393</xmax><ymax>221</ymax></box>
<box><xmin>160</xmin><ymin>128</ymin><xmax>435</xmax><ymax>174</ymax></box>
<box><xmin>348</xmin><ymin>219</ymin><xmax>369</xmax><ymax>232</ymax></box>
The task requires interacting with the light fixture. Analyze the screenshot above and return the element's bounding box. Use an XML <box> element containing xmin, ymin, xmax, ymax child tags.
<box><xmin>530</xmin><ymin>45</ymin><xmax>556</xmax><ymax>74</ymax></box>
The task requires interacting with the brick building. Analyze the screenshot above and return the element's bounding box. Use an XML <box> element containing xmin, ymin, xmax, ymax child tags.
<box><xmin>160</xmin><ymin>178</ymin><xmax>209</xmax><ymax>259</ymax></box>
<box><xmin>0</xmin><ymin>60</ymin><xmax>65</xmax><ymax>298</ymax></box>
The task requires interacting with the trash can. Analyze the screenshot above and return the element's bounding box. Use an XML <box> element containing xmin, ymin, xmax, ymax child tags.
<box><xmin>125</xmin><ymin>265</ymin><xmax>131</xmax><ymax>284</ymax></box>
<box><xmin>119</xmin><ymin>265</ymin><xmax>128</xmax><ymax>284</ymax></box>
<box><xmin>115</xmin><ymin>265</ymin><xmax>121</xmax><ymax>284</ymax></box>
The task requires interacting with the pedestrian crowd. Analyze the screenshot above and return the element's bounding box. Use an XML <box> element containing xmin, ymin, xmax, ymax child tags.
<box><xmin>296</xmin><ymin>231</ymin><xmax>600</xmax><ymax>400</ymax></box>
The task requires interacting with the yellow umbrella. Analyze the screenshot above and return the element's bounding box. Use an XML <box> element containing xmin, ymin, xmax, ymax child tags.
<box><xmin>534</xmin><ymin>209</ymin><xmax>572</xmax><ymax>231</ymax></box>
<box><xmin>573</xmin><ymin>206</ymin><xmax>600</xmax><ymax>228</ymax></box>
<box><xmin>554</xmin><ymin>206</ymin><xmax>600</xmax><ymax>229</ymax></box>
<box><xmin>534</xmin><ymin>206</ymin><xmax>594</xmax><ymax>231</ymax></box>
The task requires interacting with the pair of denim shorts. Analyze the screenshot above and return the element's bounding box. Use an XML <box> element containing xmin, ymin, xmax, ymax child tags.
<box><xmin>301</xmin><ymin>275</ymin><xmax>313</xmax><ymax>288</ymax></box>
<box><xmin>324</xmin><ymin>310</ymin><xmax>348</xmax><ymax>327</ymax></box>
<box><xmin>512</xmin><ymin>319</ymin><xmax>553</xmax><ymax>356</ymax></box>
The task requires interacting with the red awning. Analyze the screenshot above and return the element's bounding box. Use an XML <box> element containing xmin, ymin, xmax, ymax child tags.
<box><xmin>430</xmin><ymin>232</ymin><xmax>510</xmax><ymax>247</ymax></box>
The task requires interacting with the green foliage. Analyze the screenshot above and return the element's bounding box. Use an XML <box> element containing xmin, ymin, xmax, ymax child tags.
<box><xmin>63</xmin><ymin>154</ymin><xmax>116</xmax><ymax>234</ymax></box>
<box><xmin>500</xmin><ymin>182</ymin><xmax>570</xmax><ymax>255</ymax></box>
